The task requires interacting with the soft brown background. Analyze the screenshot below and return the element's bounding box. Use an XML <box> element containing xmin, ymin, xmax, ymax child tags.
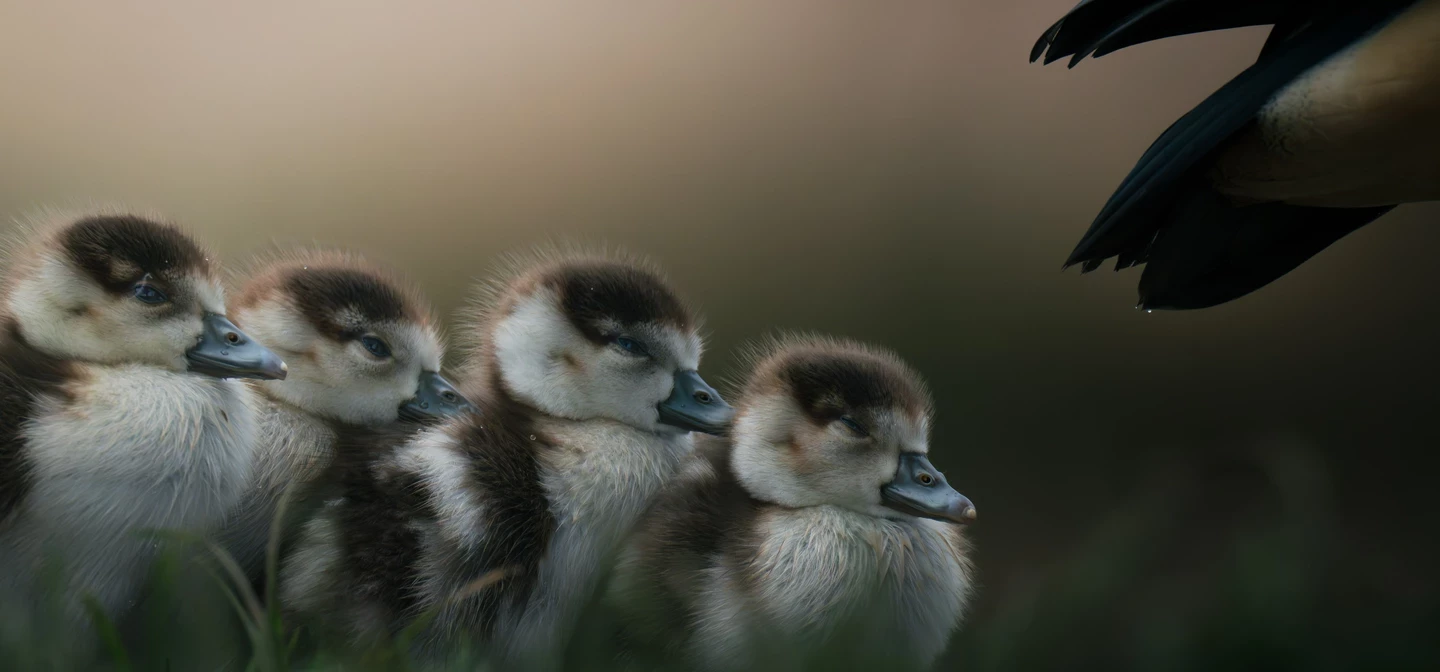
<box><xmin>3</xmin><ymin>1</ymin><xmax>1437</xmax><ymax>668</ymax></box>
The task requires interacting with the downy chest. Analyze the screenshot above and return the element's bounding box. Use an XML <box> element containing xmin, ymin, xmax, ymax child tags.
<box><xmin>22</xmin><ymin>364</ymin><xmax>258</xmax><ymax>532</ymax></box>
<box><xmin>747</xmin><ymin>506</ymin><xmax>971</xmax><ymax>661</ymax></box>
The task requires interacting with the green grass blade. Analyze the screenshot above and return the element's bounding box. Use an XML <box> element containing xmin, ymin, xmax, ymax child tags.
<box><xmin>143</xmin><ymin>526</ymin><xmax>289</xmax><ymax>670</ymax></box>
<box><xmin>394</xmin><ymin>566</ymin><xmax>514</xmax><ymax>655</ymax></box>
<box><xmin>81</xmin><ymin>593</ymin><xmax>133</xmax><ymax>672</ymax></box>
<box><xmin>266</xmin><ymin>479</ymin><xmax>300</xmax><ymax>626</ymax></box>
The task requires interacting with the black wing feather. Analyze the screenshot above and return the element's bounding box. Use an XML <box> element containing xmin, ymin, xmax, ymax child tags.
<box><xmin>1033</xmin><ymin>0</ymin><xmax>1138</xmax><ymax>65</ymax></box>
<box><xmin>1034</xmin><ymin>0</ymin><xmax>1419</xmax><ymax>309</ymax></box>
<box><xmin>1063</xmin><ymin>3</ymin><xmax>1413</xmax><ymax>277</ymax></box>
<box><xmin>1081</xmin><ymin>1</ymin><xmax>1295</xmax><ymax>65</ymax></box>
<box><xmin>1136</xmin><ymin>186</ymin><xmax>1392</xmax><ymax>309</ymax></box>
<box><xmin>1068</xmin><ymin>37</ymin><xmax>1323</xmax><ymax>265</ymax></box>
<box><xmin>0</xmin><ymin>324</ymin><xmax>75</xmax><ymax>523</ymax></box>
<box><xmin>1032</xmin><ymin>0</ymin><xmax>1298</xmax><ymax>66</ymax></box>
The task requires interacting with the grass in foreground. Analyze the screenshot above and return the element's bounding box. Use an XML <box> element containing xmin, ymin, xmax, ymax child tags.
<box><xmin>4</xmin><ymin>442</ymin><xmax>1440</xmax><ymax>671</ymax></box>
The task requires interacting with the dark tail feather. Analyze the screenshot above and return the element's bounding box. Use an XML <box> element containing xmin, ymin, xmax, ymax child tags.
<box><xmin>1136</xmin><ymin>184</ymin><xmax>1393</xmax><ymax>310</ymax></box>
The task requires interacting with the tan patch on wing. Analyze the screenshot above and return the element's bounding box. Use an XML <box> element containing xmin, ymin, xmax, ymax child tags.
<box><xmin>1212</xmin><ymin>0</ymin><xmax>1440</xmax><ymax>207</ymax></box>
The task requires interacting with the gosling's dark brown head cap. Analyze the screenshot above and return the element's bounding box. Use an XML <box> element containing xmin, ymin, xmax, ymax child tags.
<box><xmin>57</xmin><ymin>213</ymin><xmax>213</xmax><ymax>293</ymax></box>
<box><xmin>461</xmin><ymin>245</ymin><xmax>696</xmax><ymax>351</ymax></box>
<box><xmin>740</xmin><ymin>333</ymin><xmax>932</xmax><ymax>422</ymax></box>
<box><xmin>234</xmin><ymin>249</ymin><xmax>434</xmax><ymax>340</ymax></box>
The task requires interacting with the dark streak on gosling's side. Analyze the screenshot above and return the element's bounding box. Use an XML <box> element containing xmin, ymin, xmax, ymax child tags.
<box><xmin>0</xmin><ymin>322</ymin><xmax>76</xmax><ymax>522</ymax></box>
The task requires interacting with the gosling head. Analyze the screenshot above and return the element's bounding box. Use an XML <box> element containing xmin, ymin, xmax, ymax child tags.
<box><xmin>231</xmin><ymin>250</ymin><xmax>473</xmax><ymax>426</ymax></box>
<box><xmin>730</xmin><ymin>335</ymin><xmax>975</xmax><ymax>524</ymax></box>
<box><xmin>470</xmin><ymin>250</ymin><xmax>733</xmax><ymax>435</ymax></box>
<box><xmin>1</xmin><ymin>210</ymin><xmax>286</xmax><ymax>380</ymax></box>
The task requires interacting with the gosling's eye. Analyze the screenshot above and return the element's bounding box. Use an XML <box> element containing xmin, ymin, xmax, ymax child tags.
<box><xmin>613</xmin><ymin>336</ymin><xmax>650</xmax><ymax>357</ymax></box>
<box><xmin>360</xmin><ymin>335</ymin><xmax>392</xmax><ymax>359</ymax></box>
<box><xmin>839</xmin><ymin>416</ymin><xmax>868</xmax><ymax>437</ymax></box>
<box><xmin>132</xmin><ymin>284</ymin><xmax>168</xmax><ymax>305</ymax></box>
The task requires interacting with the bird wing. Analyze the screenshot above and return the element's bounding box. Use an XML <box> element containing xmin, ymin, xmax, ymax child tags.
<box><xmin>1041</xmin><ymin>2</ymin><xmax>1418</xmax><ymax>309</ymax></box>
<box><xmin>1031</xmin><ymin>0</ymin><xmax>1298</xmax><ymax>68</ymax></box>
<box><xmin>1134</xmin><ymin>188</ymin><xmax>1392</xmax><ymax>309</ymax></box>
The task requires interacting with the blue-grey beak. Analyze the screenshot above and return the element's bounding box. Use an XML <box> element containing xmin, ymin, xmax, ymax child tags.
<box><xmin>186</xmin><ymin>313</ymin><xmax>288</xmax><ymax>381</ymax></box>
<box><xmin>881</xmin><ymin>453</ymin><xmax>976</xmax><ymax>525</ymax></box>
<box><xmin>657</xmin><ymin>369</ymin><xmax>733</xmax><ymax>435</ymax></box>
<box><xmin>399</xmin><ymin>371</ymin><xmax>477</xmax><ymax>421</ymax></box>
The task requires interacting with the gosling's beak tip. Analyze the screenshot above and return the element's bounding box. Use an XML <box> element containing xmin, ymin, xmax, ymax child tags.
<box><xmin>881</xmin><ymin>453</ymin><xmax>976</xmax><ymax>525</ymax></box>
<box><xmin>247</xmin><ymin>349</ymin><xmax>289</xmax><ymax>381</ymax></box>
<box><xmin>266</xmin><ymin>358</ymin><xmax>289</xmax><ymax>381</ymax></box>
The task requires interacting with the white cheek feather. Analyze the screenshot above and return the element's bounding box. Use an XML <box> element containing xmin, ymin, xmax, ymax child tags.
<box><xmin>669</xmin><ymin>328</ymin><xmax>703</xmax><ymax>371</ymax></box>
<box><xmin>7</xmin><ymin>254</ymin><xmax>94</xmax><ymax>347</ymax></box>
<box><xmin>0</xmin><ymin>364</ymin><xmax>259</xmax><ymax>632</ymax></box>
<box><xmin>310</xmin><ymin>341</ymin><xmax>409</xmax><ymax>425</ymax></box>
<box><xmin>590</xmin><ymin>324</ymin><xmax>704</xmax><ymax>433</ymax></box>
<box><xmin>733</xmin><ymin>507</ymin><xmax>973</xmax><ymax>669</ymax></box>
<box><xmin>492</xmin><ymin>290</ymin><xmax>595</xmax><ymax>420</ymax></box>
<box><xmin>363</xmin><ymin>320</ymin><xmax>447</xmax><ymax>417</ymax></box>
<box><xmin>241</xmin><ymin>302</ymin><xmax>338</xmax><ymax>411</ymax></box>
<box><xmin>492</xmin><ymin>291</ymin><xmax>670</xmax><ymax>432</ymax></box>
<box><xmin>587</xmin><ymin>350</ymin><xmax>671</xmax><ymax>432</ymax></box>
<box><xmin>492</xmin><ymin>293</ymin><xmax>701</xmax><ymax>434</ymax></box>
<box><xmin>6</xmin><ymin>255</ymin><xmax>204</xmax><ymax>372</ymax></box>
<box><xmin>733</xmin><ymin>402</ymin><xmax>919</xmax><ymax>519</ymax></box>
<box><xmin>187</xmin><ymin>276</ymin><xmax>227</xmax><ymax>316</ymax></box>
<box><xmin>731</xmin><ymin>395</ymin><xmax>818</xmax><ymax>508</ymax></box>
<box><xmin>107</xmin><ymin>302</ymin><xmax>200</xmax><ymax>372</ymax></box>
<box><xmin>7</xmin><ymin>255</ymin><xmax>118</xmax><ymax>363</ymax></box>
<box><xmin>489</xmin><ymin>417</ymin><xmax>693</xmax><ymax>669</ymax></box>
<box><xmin>242</xmin><ymin>302</ymin><xmax>413</xmax><ymax>426</ymax></box>
<box><xmin>399</xmin><ymin>321</ymin><xmax>444</xmax><ymax>372</ymax></box>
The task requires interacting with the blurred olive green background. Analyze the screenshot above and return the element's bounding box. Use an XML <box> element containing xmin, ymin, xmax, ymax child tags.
<box><xmin>3</xmin><ymin>1</ymin><xmax>1439</xmax><ymax>669</ymax></box>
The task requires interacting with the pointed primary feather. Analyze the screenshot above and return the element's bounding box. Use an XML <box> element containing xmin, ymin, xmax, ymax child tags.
<box><xmin>1032</xmin><ymin>0</ymin><xmax>1138</xmax><ymax>64</ymax></box>
<box><xmin>1033</xmin><ymin>0</ymin><xmax>1292</xmax><ymax>66</ymax></box>
<box><xmin>1134</xmin><ymin>184</ymin><xmax>1391</xmax><ymax>309</ymax></box>
<box><xmin>1063</xmin><ymin>2</ymin><xmax>1415</xmax><ymax>271</ymax></box>
<box><xmin>1081</xmin><ymin>1</ymin><xmax>1294</xmax><ymax>65</ymax></box>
